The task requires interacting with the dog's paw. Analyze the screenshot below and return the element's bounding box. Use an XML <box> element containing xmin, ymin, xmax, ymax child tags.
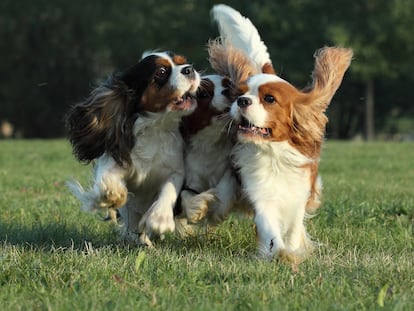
<box><xmin>98</xmin><ymin>178</ymin><xmax>128</xmax><ymax>209</ymax></box>
<box><xmin>101</xmin><ymin>188</ymin><xmax>127</xmax><ymax>209</ymax></box>
<box><xmin>139</xmin><ymin>203</ymin><xmax>175</xmax><ymax>236</ymax></box>
<box><xmin>119</xmin><ymin>230</ymin><xmax>154</xmax><ymax>248</ymax></box>
<box><xmin>277</xmin><ymin>248</ymin><xmax>310</xmax><ymax>265</ymax></box>
<box><xmin>181</xmin><ymin>190</ymin><xmax>216</xmax><ymax>224</ymax></box>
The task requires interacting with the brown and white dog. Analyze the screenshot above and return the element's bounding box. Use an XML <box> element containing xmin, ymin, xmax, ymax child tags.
<box><xmin>66</xmin><ymin>51</ymin><xmax>201</xmax><ymax>246</ymax></box>
<box><xmin>198</xmin><ymin>5</ymin><xmax>353</xmax><ymax>263</ymax></box>
<box><xmin>230</xmin><ymin>47</ymin><xmax>353</xmax><ymax>262</ymax></box>
<box><xmin>177</xmin><ymin>4</ymin><xmax>275</xmax><ymax>226</ymax></box>
<box><xmin>179</xmin><ymin>74</ymin><xmax>237</xmax><ymax>226</ymax></box>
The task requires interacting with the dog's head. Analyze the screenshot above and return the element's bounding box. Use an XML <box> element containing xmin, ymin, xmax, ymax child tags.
<box><xmin>66</xmin><ymin>51</ymin><xmax>200</xmax><ymax>166</ymax></box>
<box><xmin>179</xmin><ymin>40</ymin><xmax>265</xmax><ymax>142</ymax></box>
<box><xmin>180</xmin><ymin>75</ymin><xmax>234</xmax><ymax>140</ymax></box>
<box><xmin>231</xmin><ymin>47</ymin><xmax>353</xmax><ymax>158</ymax></box>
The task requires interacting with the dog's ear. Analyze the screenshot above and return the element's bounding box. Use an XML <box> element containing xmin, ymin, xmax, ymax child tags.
<box><xmin>289</xmin><ymin>47</ymin><xmax>353</xmax><ymax>152</ymax></box>
<box><xmin>304</xmin><ymin>47</ymin><xmax>353</xmax><ymax>111</ymax></box>
<box><xmin>66</xmin><ymin>56</ymin><xmax>160</xmax><ymax>167</ymax></box>
<box><xmin>261</xmin><ymin>62</ymin><xmax>275</xmax><ymax>75</ymax></box>
<box><xmin>65</xmin><ymin>77</ymin><xmax>136</xmax><ymax>167</ymax></box>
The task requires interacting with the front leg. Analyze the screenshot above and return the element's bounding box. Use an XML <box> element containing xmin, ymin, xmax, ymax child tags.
<box><xmin>207</xmin><ymin>168</ymin><xmax>239</xmax><ymax>224</ymax></box>
<box><xmin>255</xmin><ymin>201</ymin><xmax>311</xmax><ymax>264</ymax></box>
<box><xmin>139</xmin><ymin>172</ymin><xmax>184</xmax><ymax>235</ymax></box>
<box><xmin>254</xmin><ymin>206</ymin><xmax>286</xmax><ymax>260</ymax></box>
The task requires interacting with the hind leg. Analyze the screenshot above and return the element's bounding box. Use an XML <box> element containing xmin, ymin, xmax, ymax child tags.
<box><xmin>68</xmin><ymin>155</ymin><xmax>128</xmax><ymax>213</ymax></box>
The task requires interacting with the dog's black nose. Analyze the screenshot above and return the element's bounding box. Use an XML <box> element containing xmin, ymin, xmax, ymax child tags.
<box><xmin>181</xmin><ymin>65</ymin><xmax>194</xmax><ymax>76</ymax></box>
<box><xmin>237</xmin><ymin>97</ymin><xmax>252</xmax><ymax>108</ymax></box>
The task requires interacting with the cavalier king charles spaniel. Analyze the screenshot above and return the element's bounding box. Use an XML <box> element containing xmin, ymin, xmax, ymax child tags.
<box><xmin>176</xmin><ymin>4</ymin><xmax>276</xmax><ymax>229</ymax></box>
<box><xmin>178</xmin><ymin>74</ymin><xmax>237</xmax><ymax>226</ymax></box>
<box><xmin>66</xmin><ymin>51</ymin><xmax>200</xmax><ymax>246</ymax></box>
<box><xmin>187</xmin><ymin>4</ymin><xmax>353</xmax><ymax>263</ymax></box>
<box><xmin>230</xmin><ymin>47</ymin><xmax>353</xmax><ymax>262</ymax></box>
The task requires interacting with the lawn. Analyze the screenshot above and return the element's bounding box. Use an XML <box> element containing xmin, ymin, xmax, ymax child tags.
<box><xmin>0</xmin><ymin>139</ymin><xmax>413</xmax><ymax>310</ymax></box>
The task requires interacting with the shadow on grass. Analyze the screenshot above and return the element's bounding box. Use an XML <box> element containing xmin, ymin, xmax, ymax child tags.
<box><xmin>0</xmin><ymin>212</ymin><xmax>256</xmax><ymax>257</ymax></box>
<box><xmin>0</xmin><ymin>220</ymin><xmax>118</xmax><ymax>251</ymax></box>
<box><xmin>0</xmin><ymin>216</ymin><xmax>256</xmax><ymax>257</ymax></box>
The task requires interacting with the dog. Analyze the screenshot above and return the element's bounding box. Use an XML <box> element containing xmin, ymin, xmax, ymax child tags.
<box><xmin>178</xmin><ymin>74</ymin><xmax>237</xmax><ymax>226</ymax></box>
<box><xmin>230</xmin><ymin>47</ymin><xmax>353</xmax><ymax>262</ymax></box>
<box><xmin>177</xmin><ymin>4</ymin><xmax>275</xmax><ymax>227</ymax></box>
<box><xmin>65</xmin><ymin>51</ymin><xmax>201</xmax><ymax>246</ymax></box>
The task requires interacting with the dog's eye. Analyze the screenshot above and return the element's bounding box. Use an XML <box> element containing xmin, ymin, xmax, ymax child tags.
<box><xmin>154</xmin><ymin>67</ymin><xmax>168</xmax><ymax>82</ymax></box>
<box><xmin>263</xmin><ymin>94</ymin><xmax>275</xmax><ymax>104</ymax></box>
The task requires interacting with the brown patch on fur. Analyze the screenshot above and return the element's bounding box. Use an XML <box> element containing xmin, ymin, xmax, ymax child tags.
<box><xmin>262</xmin><ymin>62</ymin><xmax>276</xmax><ymax>74</ymax></box>
<box><xmin>238</xmin><ymin>83</ymin><xmax>249</xmax><ymax>97</ymax></box>
<box><xmin>256</xmin><ymin>79</ymin><xmax>330</xmax><ymax>157</ymax></box>
<box><xmin>220</xmin><ymin>77</ymin><xmax>234</xmax><ymax>101</ymax></box>
<box><xmin>155</xmin><ymin>57</ymin><xmax>172</xmax><ymax>68</ymax></box>
<box><xmin>180</xmin><ymin>78</ymin><xmax>221</xmax><ymax>140</ymax></box>
<box><xmin>222</xmin><ymin>77</ymin><xmax>231</xmax><ymax>88</ymax></box>
<box><xmin>140</xmin><ymin>87</ymin><xmax>181</xmax><ymax>113</ymax></box>
<box><xmin>208</xmin><ymin>40</ymin><xmax>259</xmax><ymax>98</ymax></box>
<box><xmin>172</xmin><ymin>54</ymin><xmax>187</xmax><ymax>65</ymax></box>
<box><xmin>139</xmin><ymin>57</ymin><xmax>177</xmax><ymax>112</ymax></box>
<box><xmin>257</xmin><ymin>47</ymin><xmax>353</xmax><ymax>159</ymax></box>
<box><xmin>305</xmin><ymin>162</ymin><xmax>322</xmax><ymax>213</ymax></box>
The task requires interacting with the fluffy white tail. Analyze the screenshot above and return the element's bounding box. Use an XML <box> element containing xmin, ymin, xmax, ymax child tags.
<box><xmin>211</xmin><ymin>4</ymin><xmax>272</xmax><ymax>73</ymax></box>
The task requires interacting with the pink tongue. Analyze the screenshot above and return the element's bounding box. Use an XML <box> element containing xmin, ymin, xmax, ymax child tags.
<box><xmin>181</xmin><ymin>97</ymin><xmax>195</xmax><ymax>109</ymax></box>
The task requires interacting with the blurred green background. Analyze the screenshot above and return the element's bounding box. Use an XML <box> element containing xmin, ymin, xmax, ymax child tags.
<box><xmin>1</xmin><ymin>0</ymin><xmax>413</xmax><ymax>140</ymax></box>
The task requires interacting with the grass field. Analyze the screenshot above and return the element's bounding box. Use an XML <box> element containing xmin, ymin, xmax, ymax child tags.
<box><xmin>0</xmin><ymin>140</ymin><xmax>413</xmax><ymax>310</ymax></box>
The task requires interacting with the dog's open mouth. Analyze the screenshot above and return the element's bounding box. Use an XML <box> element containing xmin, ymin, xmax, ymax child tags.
<box><xmin>172</xmin><ymin>92</ymin><xmax>197</xmax><ymax>111</ymax></box>
<box><xmin>238</xmin><ymin>117</ymin><xmax>272</xmax><ymax>138</ymax></box>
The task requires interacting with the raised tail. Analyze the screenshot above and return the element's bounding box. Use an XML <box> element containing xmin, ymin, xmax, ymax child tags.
<box><xmin>211</xmin><ymin>4</ymin><xmax>274</xmax><ymax>74</ymax></box>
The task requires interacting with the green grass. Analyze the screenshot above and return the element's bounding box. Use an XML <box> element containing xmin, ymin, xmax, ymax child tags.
<box><xmin>0</xmin><ymin>140</ymin><xmax>413</xmax><ymax>311</ymax></box>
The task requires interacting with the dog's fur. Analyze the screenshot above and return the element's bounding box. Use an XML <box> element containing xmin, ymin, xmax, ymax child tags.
<box><xmin>179</xmin><ymin>74</ymin><xmax>237</xmax><ymax>225</ymax></box>
<box><xmin>203</xmin><ymin>5</ymin><xmax>353</xmax><ymax>263</ymax></box>
<box><xmin>177</xmin><ymin>4</ymin><xmax>275</xmax><ymax>226</ymax></box>
<box><xmin>66</xmin><ymin>51</ymin><xmax>200</xmax><ymax>246</ymax></box>
<box><xmin>231</xmin><ymin>47</ymin><xmax>353</xmax><ymax>262</ymax></box>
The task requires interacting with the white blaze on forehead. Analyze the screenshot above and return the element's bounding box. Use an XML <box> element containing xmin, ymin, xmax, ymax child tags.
<box><xmin>141</xmin><ymin>51</ymin><xmax>200</xmax><ymax>95</ymax></box>
<box><xmin>246</xmin><ymin>74</ymin><xmax>287</xmax><ymax>96</ymax></box>
<box><xmin>231</xmin><ymin>74</ymin><xmax>288</xmax><ymax>128</ymax></box>
<box><xmin>203</xmin><ymin>74</ymin><xmax>230</xmax><ymax>111</ymax></box>
<box><xmin>203</xmin><ymin>74</ymin><xmax>223</xmax><ymax>85</ymax></box>
<box><xmin>141</xmin><ymin>51</ymin><xmax>172</xmax><ymax>61</ymax></box>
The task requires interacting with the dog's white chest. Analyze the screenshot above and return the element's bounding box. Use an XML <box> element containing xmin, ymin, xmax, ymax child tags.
<box><xmin>233</xmin><ymin>141</ymin><xmax>312</xmax><ymax>208</ymax></box>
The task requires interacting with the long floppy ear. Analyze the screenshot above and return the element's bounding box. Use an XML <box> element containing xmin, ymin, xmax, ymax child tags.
<box><xmin>289</xmin><ymin>47</ymin><xmax>353</xmax><ymax>155</ymax></box>
<box><xmin>65</xmin><ymin>77</ymin><xmax>136</xmax><ymax>167</ymax></box>
<box><xmin>66</xmin><ymin>56</ymin><xmax>159</xmax><ymax>167</ymax></box>
<box><xmin>305</xmin><ymin>47</ymin><xmax>353</xmax><ymax>111</ymax></box>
